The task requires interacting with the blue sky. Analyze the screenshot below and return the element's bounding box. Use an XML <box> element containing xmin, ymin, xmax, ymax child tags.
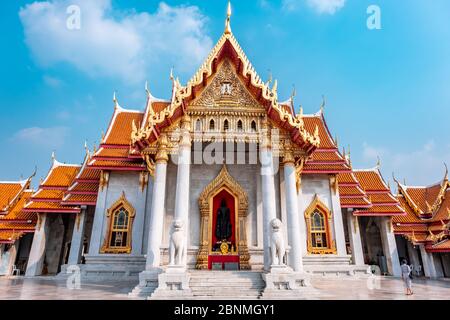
<box><xmin>0</xmin><ymin>0</ymin><xmax>449</xmax><ymax>187</ymax></box>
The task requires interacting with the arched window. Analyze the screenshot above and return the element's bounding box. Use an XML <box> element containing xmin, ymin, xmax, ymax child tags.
<box><xmin>251</xmin><ymin>120</ymin><xmax>257</xmax><ymax>132</ymax></box>
<box><xmin>223</xmin><ymin>119</ymin><xmax>229</xmax><ymax>131</ymax></box>
<box><xmin>304</xmin><ymin>195</ymin><xmax>336</xmax><ymax>254</ymax></box>
<box><xmin>237</xmin><ymin>120</ymin><xmax>243</xmax><ymax>131</ymax></box>
<box><xmin>101</xmin><ymin>192</ymin><xmax>135</xmax><ymax>254</ymax></box>
<box><xmin>310</xmin><ymin>210</ymin><xmax>327</xmax><ymax>248</ymax></box>
<box><xmin>195</xmin><ymin>119</ymin><xmax>202</xmax><ymax>132</ymax></box>
<box><xmin>209</xmin><ymin>119</ymin><xmax>215</xmax><ymax>131</ymax></box>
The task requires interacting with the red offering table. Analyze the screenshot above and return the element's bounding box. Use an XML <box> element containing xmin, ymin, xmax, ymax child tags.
<box><xmin>208</xmin><ymin>255</ymin><xmax>240</xmax><ymax>270</ymax></box>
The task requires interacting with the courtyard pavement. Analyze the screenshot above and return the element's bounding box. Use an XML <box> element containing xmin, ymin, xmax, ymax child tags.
<box><xmin>0</xmin><ymin>275</ymin><xmax>448</xmax><ymax>300</ymax></box>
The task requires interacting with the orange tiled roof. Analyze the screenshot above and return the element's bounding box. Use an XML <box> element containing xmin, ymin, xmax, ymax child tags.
<box><xmin>23</xmin><ymin>159</ymin><xmax>81</xmax><ymax>214</ymax></box>
<box><xmin>103</xmin><ymin>107</ymin><xmax>144</xmax><ymax>146</ymax></box>
<box><xmin>88</xmin><ymin>159</ymin><xmax>145</xmax><ymax>170</ymax></box>
<box><xmin>63</xmin><ymin>152</ymin><xmax>100</xmax><ymax>206</ymax></box>
<box><xmin>303</xmin><ymin>114</ymin><xmax>335</xmax><ymax>149</ymax></box>
<box><xmin>0</xmin><ymin>230</ymin><xmax>24</xmax><ymax>243</ymax></box>
<box><xmin>0</xmin><ymin>180</ymin><xmax>30</xmax><ymax>212</ymax></box>
<box><xmin>427</xmin><ymin>239</ymin><xmax>450</xmax><ymax>252</ymax></box>
<box><xmin>353</xmin><ymin>168</ymin><xmax>405</xmax><ymax>216</ymax></box>
<box><xmin>0</xmin><ymin>191</ymin><xmax>35</xmax><ymax>221</ymax></box>
<box><xmin>62</xmin><ymin>194</ymin><xmax>97</xmax><ymax>205</ymax></box>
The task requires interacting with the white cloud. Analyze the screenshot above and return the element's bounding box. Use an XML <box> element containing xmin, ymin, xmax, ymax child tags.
<box><xmin>307</xmin><ymin>0</ymin><xmax>346</xmax><ymax>14</ymax></box>
<box><xmin>43</xmin><ymin>75</ymin><xmax>63</xmax><ymax>87</ymax></box>
<box><xmin>12</xmin><ymin>127</ymin><xmax>70</xmax><ymax>148</ymax></box>
<box><xmin>19</xmin><ymin>0</ymin><xmax>212</xmax><ymax>84</ymax></box>
<box><xmin>361</xmin><ymin>140</ymin><xmax>450</xmax><ymax>187</ymax></box>
<box><xmin>282</xmin><ymin>0</ymin><xmax>345</xmax><ymax>14</ymax></box>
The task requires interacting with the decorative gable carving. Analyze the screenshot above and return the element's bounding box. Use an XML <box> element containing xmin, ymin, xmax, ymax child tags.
<box><xmin>191</xmin><ymin>60</ymin><xmax>263</xmax><ymax>111</ymax></box>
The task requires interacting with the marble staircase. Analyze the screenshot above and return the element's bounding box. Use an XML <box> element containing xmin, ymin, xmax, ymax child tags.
<box><xmin>188</xmin><ymin>271</ymin><xmax>265</xmax><ymax>300</ymax></box>
<box><xmin>303</xmin><ymin>256</ymin><xmax>369</xmax><ymax>276</ymax></box>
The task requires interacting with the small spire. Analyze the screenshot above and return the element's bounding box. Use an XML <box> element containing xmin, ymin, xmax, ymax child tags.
<box><xmin>334</xmin><ymin>135</ymin><xmax>338</xmax><ymax>147</ymax></box>
<box><xmin>266</xmin><ymin>70</ymin><xmax>272</xmax><ymax>86</ymax></box>
<box><xmin>101</xmin><ymin>130</ymin><xmax>105</xmax><ymax>142</ymax></box>
<box><xmin>225</xmin><ymin>0</ymin><xmax>232</xmax><ymax>34</ymax></box>
<box><xmin>113</xmin><ymin>91</ymin><xmax>119</xmax><ymax>109</ymax></box>
<box><xmin>444</xmin><ymin>162</ymin><xmax>448</xmax><ymax>181</ymax></box>
<box><xmin>403</xmin><ymin>178</ymin><xmax>407</xmax><ymax>185</ymax></box>
<box><xmin>84</xmin><ymin>140</ymin><xmax>89</xmax><ymax>155</ymax></box>
<box><xmin>145</xmin><ymin>81</ymin><xmax>150</xmax><ymax>97</ymax></box>
<box><xmin>290</xmin><ymin>85</ymin><xmax>296</xmax><ymax>105</ymax></box>
<box><xmin>51</xmin><ymin>151</ymin><xmax>56</xmax><ymax>162</ymax></box>
<box><xmin>299</xmin><ymin>105</ymin><xmax>303</xmax><ymax>117</ymax></box>
<box><xmin>376</xmin><ymin>156</ymin><xmax>381</xmax><ymax>168</ymax></box>
<box><xmin>320</xmin><ymin>95</ymin><xmax>326</xmax><ymax>113</ymax></box>
<box><xmin>272</xmin><ymin>79</ymin><xmax>278</xmax><ymax>94</ymax></box>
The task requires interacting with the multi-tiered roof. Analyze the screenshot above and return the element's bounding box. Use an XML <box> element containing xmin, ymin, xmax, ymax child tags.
<box><xmin>394</xmin><ymin>168</ymin><xmax>450</xmax><ymax>252</ymax></box>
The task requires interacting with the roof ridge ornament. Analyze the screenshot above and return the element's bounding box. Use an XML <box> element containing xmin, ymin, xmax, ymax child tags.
<box><xmin>224</xmin><ymin>0</ymin><xmax>232</xmax><ymax>34</ymax></box>
<box><xmin>320</xmin><ymin>95</ymin><xmax>326</xmax><ymax>114</ymax></box>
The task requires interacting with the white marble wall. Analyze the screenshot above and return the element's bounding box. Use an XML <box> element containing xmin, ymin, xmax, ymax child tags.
<box><xmin>88</xmin><ymin>171</ymin><xmax>149</xmax><ymax>256</ymax></box>
<box><xmin>301</xmin><ymin>174</ymin><xmax>345</xmax><ymax>256</ymax></box>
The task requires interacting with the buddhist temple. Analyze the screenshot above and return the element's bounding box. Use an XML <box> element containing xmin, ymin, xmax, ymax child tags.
<box><xmin>0</xmin><ymin>2</ymin><xmax>448</xmax><ymax>298</ymax></box>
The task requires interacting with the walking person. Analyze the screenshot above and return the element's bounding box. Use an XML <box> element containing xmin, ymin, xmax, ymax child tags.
<box><xmin>401</xmin><ymin>259</ymin><xmax>413</xmax><ymax>295</ymax></box>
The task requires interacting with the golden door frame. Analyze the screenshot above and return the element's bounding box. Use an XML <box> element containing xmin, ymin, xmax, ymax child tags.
<box><xmin>196</xmin><ymin>165</ymin><xmax>250</xmax><ymax>270</ymax></box>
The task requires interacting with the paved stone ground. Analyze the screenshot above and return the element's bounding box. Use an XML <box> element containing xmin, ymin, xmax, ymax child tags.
<box><xmin>0</xmin><ymin>275</ymin><xmax>448</xmax><ymax>300</ymax></box>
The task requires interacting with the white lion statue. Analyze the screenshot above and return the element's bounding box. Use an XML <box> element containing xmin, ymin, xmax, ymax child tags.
<box><xmin>270</xmin><ymin>218</ymin><xmax>286</xmax><ymax>266</ymax></box>
<box><xmin>169</xmin><ymin>220</ymin><xmax>186</xmax><ymax>266</ymax></box>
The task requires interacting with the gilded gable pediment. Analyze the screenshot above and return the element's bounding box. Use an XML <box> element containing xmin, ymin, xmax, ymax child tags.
<box><xmin>190</xmin><ymin>60</ymin><xmax>265</xmax><ymax>113</ymax></box>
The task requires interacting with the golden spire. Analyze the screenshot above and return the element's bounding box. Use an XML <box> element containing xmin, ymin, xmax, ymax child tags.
<box><xmin>225</xmin><ymin>0</ymin><xmax>232</xmax><ymax>34</ymax></box>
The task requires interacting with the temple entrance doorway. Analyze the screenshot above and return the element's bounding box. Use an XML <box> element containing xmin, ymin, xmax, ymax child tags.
<box><xmin>196</xmin><ymin>166</ymin><xmax>250</xmax><ymax>271</ymax></box>
<box><xmin>209</xmin><ymin>188</ymin><xmax>238</xmax><ymax>270</ymax></box>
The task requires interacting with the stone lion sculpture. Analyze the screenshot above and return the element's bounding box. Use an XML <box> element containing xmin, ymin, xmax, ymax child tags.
<box><xmin>270</xmin><ymin>218</ymin><xmax>286</xmax><ymax>266</ymax></box>
<box><xmin>169</xmin><ymin>220</ymin><xmax>185</xmax><ymax>266</ymax></box>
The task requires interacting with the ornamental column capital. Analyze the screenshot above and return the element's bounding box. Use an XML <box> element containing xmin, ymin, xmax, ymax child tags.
<box><xmin>283</xmin><ymin>140</ymin><xmax>295</xmax><ymax>166</ymax></box>
<box><xmin>179</xmin><ymin>114</ymin><xmax>191</xmax><ymax>148</ymax></box>
<box><xmin>155</xmin><ymin>133</ymin><xmax>169</xmax><ymax>164</ymax></box>
<box><xmin>260</xmin><ymin>117</ymin><xmax>272</xmax><ymax>150</ymax></box>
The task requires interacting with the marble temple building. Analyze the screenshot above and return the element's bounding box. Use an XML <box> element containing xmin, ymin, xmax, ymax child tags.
<box><xmin>0</xmin><ymin>2</ymin><xmax>448</xmax><ymax>299</ymax></box>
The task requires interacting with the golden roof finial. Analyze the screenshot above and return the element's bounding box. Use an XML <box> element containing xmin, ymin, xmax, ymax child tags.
<box><xmin>444</xmin><ymin>162</ymin><xmax>448</xmax><ymax>181</ymax></box>
<box><xmin>376</xmin><ymin>156</ymin><xmax>381</xmax><ymax>168</ymax></box>
<box><xmin>51</xmin><ymin>151</ymin><xmax>56</xmax><ymax>162</ymax></box>
<box><xmin>225</xmin><ymin>0</ymin><xmax>232</xmax><ymax>34</ymax></box>
<box><xmin>84</xmin><ymin>140</ymin><xmax>89</xmax><ymax>155</ymax></box>
<box><xmin>334</xmin><ymin>135</ymin><xmax>338</xmax><ymax>147</ymax></box>
<box><xmin>299</xmin><ymin>105</ymin><xmax>303</xmax><ymax>117</ymax></box>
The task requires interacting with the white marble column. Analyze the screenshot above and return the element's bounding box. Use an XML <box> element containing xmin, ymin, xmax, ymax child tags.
<box><xmin>283</xmin><ymin>152</ymin><xmax>304</xmax><ymax>272</ymax></box>
<box><xmin>347</xmin><ymin>211</ymin><xmax>365</xmax><ymax>266</ymax></box>
<box><xmin>26</xmin><ymin>213</ymin><xmax>50</xmax><ymax>276</ymax></box>
<box><xmin>419</xmin><ymin>244</ymin><xmax>437</xmax><ymax>278</ymax></box>
<box><xmin>379</xmin><ymin>217</ymin><xmax>401</xmax><ymax>277</ymax></box>
<box><xmin>173</xmin><ymin>115</ymin><xmax>191</xmax><ymax>267</ymax></box>
<box><xmin>330</xmin><ymin>177</ymin><xmax>347</xmax><ymax>256</ymax></box>
<box><xmin>6</xmin><ymin>240</ymin><xmax>19</xmax><ymax>276</ymax></box>
<box><xmin>67</xmin><ymin>208</ymin><xmax>87</xmax><ymax>266</ymax></box>
<box><xmin>406</xmin><ymin>241</ymin><xmax>421</xmax><ymax>274</ymax></box>
<box><xmin>89</xmin><ymin>172</ymin><xmax>109</xmax><ymax>254</ymax></box>
<box><xmin>145</xmin><ymin>134</ymin><xmax>169</xmax><ymax>269</ymax></box>
<box><xmin>260</xmin><ymin>122</ymin><xmax>277</xmax><ymax>271</ymax></box>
